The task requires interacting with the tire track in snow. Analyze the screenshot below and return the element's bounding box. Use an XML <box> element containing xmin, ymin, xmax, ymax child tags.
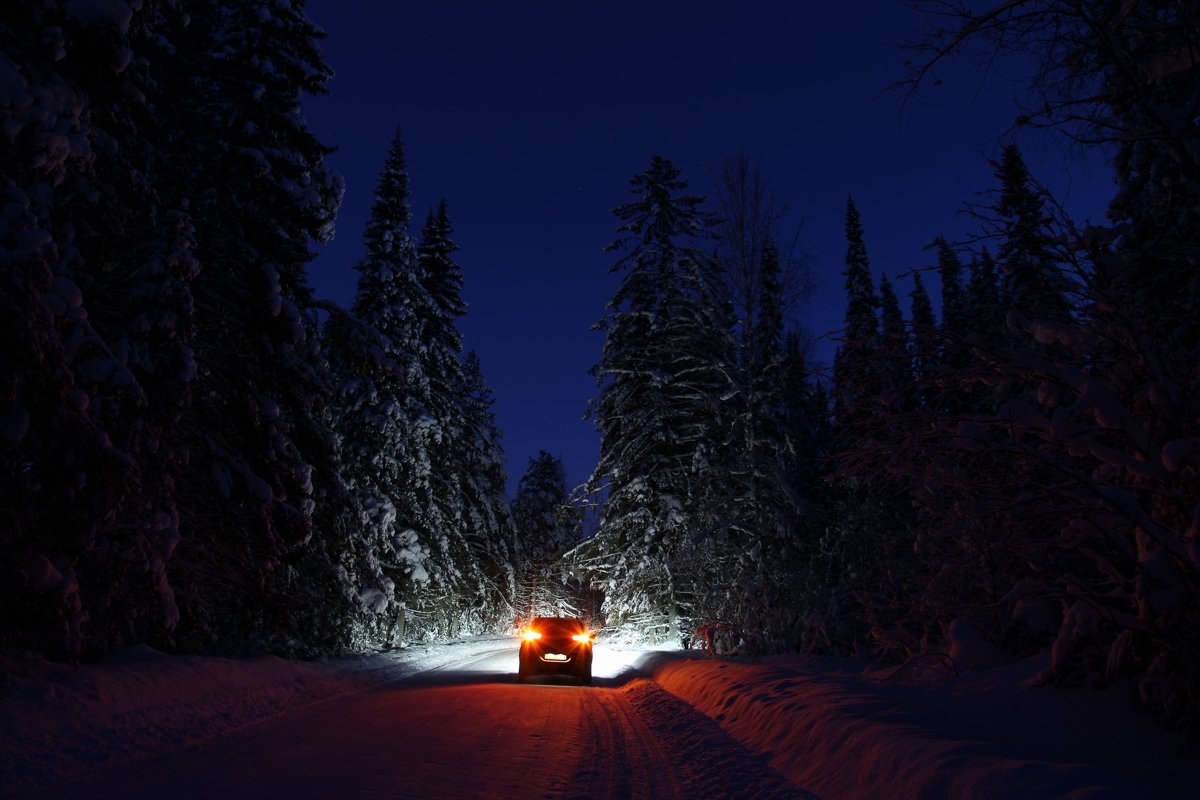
<box><xmin>617</xmin><ymin>678</ymin><xmax>815</xmax><ymax>799</ymax></box>
<box><xmin>566</xmin><ymin>684</ymin><xmax>685</xmax><ymax>800</ymax></box>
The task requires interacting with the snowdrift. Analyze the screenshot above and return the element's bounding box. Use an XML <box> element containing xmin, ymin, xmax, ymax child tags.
<box><xmin>643</xmin><ymin>652</ymin><xmax>1194</xmax><ymax>800</ymax></box>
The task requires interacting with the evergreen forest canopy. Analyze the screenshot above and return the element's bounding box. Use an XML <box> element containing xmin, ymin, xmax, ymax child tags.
<box><xmin>2</xmin><ymin>1</ymin><xmax>1198</xmax><ymax>732</ymax></box>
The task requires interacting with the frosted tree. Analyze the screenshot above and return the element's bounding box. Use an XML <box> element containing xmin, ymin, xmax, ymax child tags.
<box><xmin>403</xmin><ymin>206</ymin><xmax>519</xmax><ymax>639</ymax></box>
<box><xmin>896</xmin><ymin>0</ymin><xmax>1200</xmax><ymax>728</ymax></box>
<box><xmin>823</xmin><ymin>201</ymin><xmax>932</xmax><ymax>658</ymax></box>
<box><xmin>962</xmin><ymin>248</ymin><xmax>1007</xmax><ymax>406</ymax></box>
<box><xmin>418</xmin><ymin>200</ymin><xmax>467</xmax><ymax>352</ymax></box>
<box><xmin>876</xmin><ymin>273</ymin><xmax>912</xmax><ymax>415</ymax></box>
<box><xmin>990</xmin><ymin>145</ymin><xmax>1073</xmax><ymax>326</ymax></box>
<box><xmin>930</xmin><ymin>239</ymin><xmax>974</xmax><ymax>413</ymax></box>
<box><xmin>0</xmin><ymin>0</ymin><xmax>346</xmax><ymax>657</ymax></box>
<box><xmin>934</xmin><ymin>238</ymin><xmax>966</xmax><ymax>343</ymax></box>
<box><xmin>708</xmin><ymin>158</ymin><xmax>813</xmax><ymax>642</ymax></box>
<box><xmin>719</xmin><ymin>238</ymin><xmax>809</xmax><ymax>645</ymax></box>
<box><xmin>454</xmin><ymin>350</ymin><xmax>521</xmax><ymax>634</ymax></box>
<box><xmin>512</xmin><ymin>451</ymin><xmax>581</xmax><ymax>620</ymax></box>
<box><xmin>325</xmin><ymin>129</ymin><xmax>425</xmax><ymax>647</ymax></box>
<box><xmin>831</xmin><ymin>197</ymin><xmax>880</xmax><ymax>447</ymax></box>
<box><xmin>741</xmin><ymin>240</ymin><xmax>795</xmax><ymax>533</ymax></box>
<box><xmin>331</xmin><ymin>140</ymin><xmax>520</xmax><ymax>644</ymax></box>
<box><xmin>0</xmin><ymin>0</ymin><xmax>210</xmax><ymax>657</ymax></box>
<box><xmin>909</xmin><ymin>272</ymin><xmax>937</xmax><ymax>406</ymax></box>
<box><xmin>571</xmin><ymin>156</ymin><xmax>735</xmax><ymax>643</ymax></box>
<box><xmin>158</xmin><ymin>0</ymin><xmax>345</xmax><ymax>655</ymax></box>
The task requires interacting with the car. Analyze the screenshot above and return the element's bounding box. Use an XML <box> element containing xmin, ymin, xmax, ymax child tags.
<box><xmin>517</xmin><ymin>616</ymin><xmax>595</xmax><ymax>685</ymax></box>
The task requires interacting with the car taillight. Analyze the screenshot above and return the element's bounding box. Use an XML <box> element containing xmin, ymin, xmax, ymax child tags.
<box><xmin>571</xmin><ymin>633</ymin><xmax>594</xmax><ymax>643</ymax></box>
<box><xmin>522</xmin><ymin>630</ymin><xmax>542</xmax><ymax>641</ymax></box>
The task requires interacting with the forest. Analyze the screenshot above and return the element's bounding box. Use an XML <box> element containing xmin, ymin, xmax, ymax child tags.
<box><xmin>2</xmin><ymin>0</ymin><xmax>1198</xmax><ymax>736</ymax></box>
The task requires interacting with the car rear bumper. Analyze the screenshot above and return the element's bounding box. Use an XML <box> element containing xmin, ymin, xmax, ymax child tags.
<box><xmin>520</xmin><ymin>643</ymin><xmax>592</xmax><ymax>674</ymax></box>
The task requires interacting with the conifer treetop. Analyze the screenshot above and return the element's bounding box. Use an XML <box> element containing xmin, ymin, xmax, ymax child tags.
<box><xmin>362</xmin><ymin>129</ymin><xmax>414</xmax><ymax>262</ymax></box>
<box><xmin>607</xmin><ymin>155</ymin><xmax>711</xmax><ymax>258</ymax></box>
<box><xmin>841</xmin><ymin>197</ymin><xmax>879</xmax><ymax>336</ymax></box>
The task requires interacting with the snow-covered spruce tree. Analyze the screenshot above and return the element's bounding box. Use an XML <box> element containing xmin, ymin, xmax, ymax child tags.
<box><xmin>454</xmin><ymin>349</ymin><xmax>521</xmax><ymax>635</ymax></box>
<box><xmin>831</xmin><ymin>197</ymin><xmax>881</xmax><ymax>447</ymax></box>
<box><xmin>706</xmin><ymin>175</ymin><xmax>833</xmax><ymax>646</ymax></box>
<box><xmin>779</xmin><ymin>331</ymin><xmax>831</xmax><ymax>514</ymax></box>
<box><xmin>966</xmin><ymin>248</ymin><xmax>1004</xmax><ymax>346</ymax></box>
<box><xmin>876</xmin><ymin>273</ymin><xmax>914</xmax><ymax>416</ymax></box>
<box><xmin>935</xmin><ymin>238</ymin><xmax>966</xmax><ymax>345</ymax></box>
<box><xmin>991</xmin><ymin>145</ymin><xmax>1073</xmax><ymax>327</ymax></box>
<box><xmin>714</xmin><ymin>238</ymin><xmax>809</xmax><ymax>646</ymax></box>
<box><xmin>922</xmin><ymin>151</ymin><xmax>1084</xmax><ymax>661</ymax></box>
<box><xmin>900</xmin><ymin>0</ymin><xmax>1200</xmax><ymax>728</ymax></box>
<box><xmin>777</xmin><ymin>330</ymin><xmax>835</xmax><ymax>651</ymax></box>
<box><xmin>418</xmin><ymin>200</ymin><xmax>467</xmax><ymax>354</ymax></box>
<box><xmin>158</xmin><ymin>0</ymin><xmax>345</xmax><ymax>656</ymax></box>
<box><xmin>951</xmin><ymin>247</ymin><xmax>1008</xmax><ymax>414</ymax></box>
<box><xmin>324</xmin><ymin>129</ymin><xmax>426</xmax><ymax>649</ymax></box>
<box><xmin>831</xmin><ymin>161</ymin><xmax>1074</xmax><ymax>666</ymax></box>
<box><xmin>930</xmin><ymin>239</ymin><xmax>975</xmax><ymax>414</ymax></box>
<box><xmin>406</xmin><ymin>207</ymin><xmax>516</xmax><ymax>640</ymax></box>
<box><xmin>909</xmin><ymin>272</ymin><xmax>937</xmax><ymax>407</ymax></box>
<box><xmin>570</xmin><ymin>156</ymin><xmax>736</xmax><ymax>643</ymax></box>
<box><xmin>512</xmin><ymin>451</ymin><xmax>583</xmax><ymax>621</ymax></box>
<box><xmin>329</xmin><ymin>136</ymin><xmax>515</xmax><ymax>646</ymax></box>
<box><xmin>0</xmin><ymin>0</ymin><xmax>207</xmax><ymax>658</ymax></box>
<box><xmin>707</xmin><ymin>156</ymin><xmax>820</xmax><ymax>648</ymax></box>
<box><xmin>823</xmin><ymin>199</ymin><xmax>929</xmax><ymax>658</ymax></box>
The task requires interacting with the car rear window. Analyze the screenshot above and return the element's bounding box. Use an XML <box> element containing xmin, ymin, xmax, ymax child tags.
<box><xmin>532</xmin><ymin>617</ymin><xmax>585</xmax><ymax>635</ymax></box>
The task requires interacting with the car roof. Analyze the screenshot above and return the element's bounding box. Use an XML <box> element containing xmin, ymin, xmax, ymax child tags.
<box><xmin>531</xmin><ymin>616</ymin><xmax>585</xmax><ymax>627</ymax></box>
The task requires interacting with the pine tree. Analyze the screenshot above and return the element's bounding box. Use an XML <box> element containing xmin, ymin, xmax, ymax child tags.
<box><xmin>0</xmin><ymin>0</ymin><xmax>347</xmax><ymax>657</ymax></box>
<box><xmin>898</xmin><ymin>2</ymin><xmax>1200</xmax><ymax>726</ymax></box>
<box><xmin>965</xmin><ymin>248</ymin><xmax>1002</xmax><ymax>336</ymax></box>
<box><xmin>145</xmin><ymin>0</ymin><xmax>348</xmax><ymax>655</ymax></box>
<box><xmin>0</xmin><ymin>0</ymin><xmax>173</xmax><ymax>657</ymax></box>
<box><xmin>993</xmin><ymin>145</ymin><xmax>1071</xmax><ymax>326</ymax></box>
<box><xmin>455</xmin><ymin>350</ymin><xmax>521</xmax><ymax>634</ymax></box>
<box><xmin>713</xmin><ymin>237</ymin><xmax>803</xmax><ymax>641</ymax></box>
<box><xmin>418</xmin><ymin>200</ymin><xmax>467</xmax><ymax>354</ymax></box>
<box><xmin>330</xmin><ymin>132</ymin><xmax>510</xmax><ymax>644</ymax></box>
<box><xmin>779</xmin><ymin>332</ymin><xmax>829</xmax><ymax>505</ymax></box>
<box><xmin>573</xmin><ymin>156</ymin><xmax>734</xmax><ymax>642</ymax></box>
<box><xmin>831</xmin><ymin>197</ymin><xmax>880</xmax><ymax>444</ymax></box>
<box><xmin>824</xmin><ymin>203</ymin><xmax>929</xmax><ymax>659</ymax></box>
<box><xmin>933</xmin><ymin>238</ymin><xmax>972</xmax><ymax>412</ymax></box>
<box><xmin>403</xmin><ymin>206</ymin><xmax>514</xmax><ymax>640</ymax></box>
<box><xmin>745</xmin><ymin>241</ymin><xmax>794</xmax><ymax>539</ymax></box>
<box><xmin>909</xmin><ymin>271</ymin><xmax>937</xmax><ymax>407</ymax></box>
<box><xmin>512</xmin><ymin>451</ymin><xmax>580</xmax><ymax>620</ymax></box>
<box><xmin>934</xmin><ymin>238</ymin><xmax>965</xmax><ymax>342</ymax></box>
<box><xmin>0</xmin><ymin>1</ymin><xmax>234</xmax><ymax>657</ymax></box>
<box><xmin>325</xmin><ymin>129</ymin><xmax>422</xmax><ymax>647</ymax></box>
<box><xmin>877</xmin><ymin>273</ymin><xmax>911</xmax><ymax>414</ymax></box>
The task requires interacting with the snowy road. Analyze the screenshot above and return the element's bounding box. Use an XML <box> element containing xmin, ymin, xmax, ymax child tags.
<box><xmin>6</xmin><ymin>639</ymin><xmax>1193</xmax><ymax>799</ymax></box>
<box><xmin>34</xmin><ymin>643</ymin><xmax>802</xmax><ymax>800</ymax></box>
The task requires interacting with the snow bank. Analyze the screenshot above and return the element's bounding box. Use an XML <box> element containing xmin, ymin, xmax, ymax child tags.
<box><xmin>643</xmin><ymin>653</ymin><xmax>1194</xmax><ymax>800</ymax></box>
<box><xmin>0</xmin><ymin>637</ymin><xmax>511</xmax><ymax>796</ymax></box>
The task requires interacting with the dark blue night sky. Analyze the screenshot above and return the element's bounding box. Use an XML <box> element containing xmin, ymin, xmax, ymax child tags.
<box><xmin>301</xmin><ymin>0</ymin><xmax>1111</xmax><ymax>492</ymax></box>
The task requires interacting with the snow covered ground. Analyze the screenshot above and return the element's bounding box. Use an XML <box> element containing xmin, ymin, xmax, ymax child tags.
<box><xmin>1</xmin><ymin>636</ymin><xmax>512</xmax><ymax>796</ymax></box>
<box><xmin>643</xmin><ymin>653</ymin><xmax>1195</xmax><ymax>799</ymax></box>
<box><xmin>2</xmin><ymin>638</ymin><xmax>1194</xmax><ymax>798</ymax></box>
